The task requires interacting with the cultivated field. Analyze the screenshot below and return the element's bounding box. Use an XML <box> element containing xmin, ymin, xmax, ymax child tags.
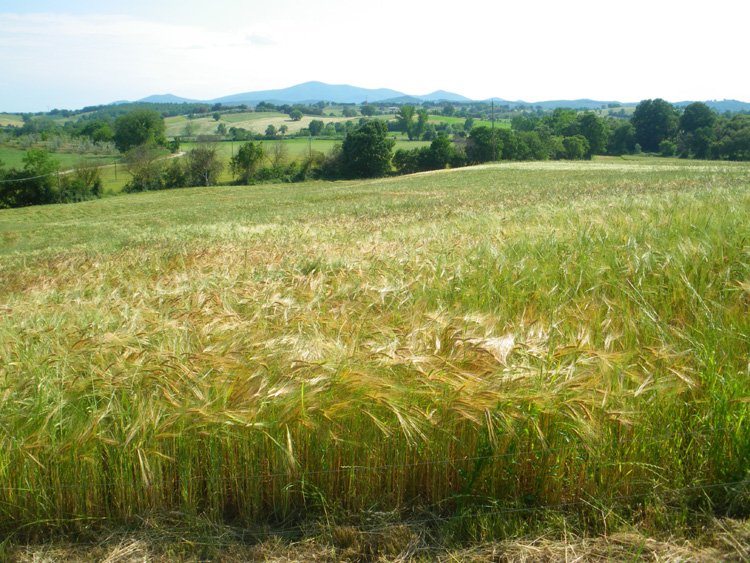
<box><xmin>1</xmin><ymin>159</ymin><xmax>749</xmax><ymax>558</ymax></box>
<box><xmin>0</xmin><ymin>114</ymin><xmax>24</xmax><ymax>127</ymax></box>
<box><xmin>165</xmin><ymin>112</ymin><xmax>361</xmax><ymax>138</ymax></box>
<box><xmin>430</xmin><ymin>115</ymin><xmax>512</xmax><ymax>129</ymax></box>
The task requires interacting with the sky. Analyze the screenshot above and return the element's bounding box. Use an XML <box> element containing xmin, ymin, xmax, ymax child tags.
<box><xmin>1</xmin><ymin>0</ymin><xmax>749</xmax><ymax>112</ymax></box>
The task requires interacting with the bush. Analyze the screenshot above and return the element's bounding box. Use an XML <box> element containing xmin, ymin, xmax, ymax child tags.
<box><xmin>562</xmin><ymin>135</ymin><xmax>591</xmax><ymax>160</ymax></box>
<box><xmin>659</xmin><ymin>139</ymin><xmax>677</xmax><ymax>157</ymax></box>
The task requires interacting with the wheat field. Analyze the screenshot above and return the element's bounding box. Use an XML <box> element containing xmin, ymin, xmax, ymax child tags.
<box><xmin>0</xmin><ymin>158</ymin><xmax>749</xmax><ymax>553</ymax></box>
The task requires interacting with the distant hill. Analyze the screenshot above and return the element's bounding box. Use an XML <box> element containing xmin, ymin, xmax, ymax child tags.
<box><xmin>419</xmin><ymin>90</ymin><xmax>472</xmax><ymax>103</ymax></box>
<box><xmin>210</xmin><ymin>81</ymin><xmax>404</xmax><ymax>105</ymax></box>
<box><xmin>380</xmin><ymin>96</ymin><xmax>426</xmax><ymax>105</ymax></box>
<box><xmin>131</xmin><ymin>82</ymin><xmax>750</xmax><ymax>112</ymax></box>
<box><xmin>487</xmin><ymin>99</ymin><xmax>623</xmax><ymax>110</ymax></box>
<box><xmin>139</xmin><ymin>94</ymin><xmax>199</xmax><ymax>104</ymax></box>
<box><xmin>675</xmin><ymin>99</ymin><xmax>750</xmax><ymax>113</ymax></box>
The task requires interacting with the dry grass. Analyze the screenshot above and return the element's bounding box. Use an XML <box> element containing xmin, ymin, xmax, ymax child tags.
<box><xmin>7</xmin><ymin>518</ymin><xmax>749</xmax><ymax>561</ymax></box>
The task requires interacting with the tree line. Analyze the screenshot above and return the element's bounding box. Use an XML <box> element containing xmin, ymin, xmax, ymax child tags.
<box><xmin>2</xmin><ymin>99</ymin><xmax>750</xmax><ymax>208</ymax></box>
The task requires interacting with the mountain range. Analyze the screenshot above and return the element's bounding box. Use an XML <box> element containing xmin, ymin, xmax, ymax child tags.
<box><xmin>137</xmin><ymin>81</ymin><xmax>750</xmax><ymax>112</ymax></box>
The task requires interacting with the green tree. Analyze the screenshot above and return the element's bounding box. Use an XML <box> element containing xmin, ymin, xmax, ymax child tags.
<box><xmin>80</xmin><ymin>120</ymin><xmax>114</xmax><ymax>143</ymax></box>
<box><xmin>123</xmin><ymin>144</ymin><xmax>166</xmax><ymax>192</ymax></box>
<box><xmin>342</xmin><ymin>106</ymin><xmax>358</xmax><ymax>118</ymax></box>
<box><xmin>309</xmin><ymin>120</ymin><xmax>325</xmax><ymax>137</ymax></box>
<box><xmin>562</xmin><ymin>135</ymin><xmax>590</xmax><ymax>160</ymax></box>
<box><xmin>341</xmin><ymin>120</ymin><xmax>395</xmax><ymax>178</ymax></box>
<box><xmin>414</xmin><ymin>109</ymin><xmax>429</xmax><ymax>139</ymax></box>
<box><xmin>182</xmin><ymin>121</ymin><xmax>196</xmax><ymax>137</ymax></box>
<box><xmin>714</xmin><ymin>114</ymin><xmax>750</xmax><ymax>161</ymax></box>
<box><xmin>517</xmin><ymin>131</ymin><xmax>549</xmax><ymax>160</ymax></box>
<box><xmin>679</xmin><ymin>102</ymin><xmax>717</xmax><ymax>158</ymax></box>
<box><xmin>659</xmin><ymin>139</ymin><xmax>677</xmax><ymax>157</ymax></box>
<box><xmin>463</xmin><ymin>117</ymin><xmax>475</xmax><ymax>132</ymax></box>
<box><xmin>425</xmin><ymin>135</ymin><xmax>454</xmax><ymax>169</ymax></box>
<box><xmin>511</xmin><ymin>114</ymin><xmax>540</xmax><ymax>132</ymax></box>
<box><xmin>289</xmin><ymin>109</ymin><xmax>303</xmax><ymax>121</ymax></box>
<box><xmin>608</xmin><ymin>122</ymin><xmax>636</xmax><ymax>155</ymax></box>
<box><xmin>360</xmin><ymin>104</ymin><xmax>377</xmax><ymax>117</ymax></box>
<box><xmin>392</xmin><ymin>148</ymin><xmax>423</xmax><ymax>174</ymax></box>
<box><xmin>186</xmin><ymin>144</ymin><xmax>223</xmax><ymax>186</ymax></box>
<box><xmin>113</xmin><ymin>109</ymin><xmax>166</xmax><ymax>152</ymax></box>
<box><xmin>679</xmin><ymin>102</ymin><xmax>716</xmax><ymax>134</ymax></box>
<box><xmin>396</xmin><ymin>105</ymin><xmax>416</xmax><ymax>139</ymax></box>
<box><xmin>632</xmin><ymin>99</ymin><xmax>678</xmax><ymax>153</ymax></box>
<box><xmin>230</xmin><ymin>141</ymin><xmax>265</xmax><ymax>184</ymax></box>
<box><xmin>546</xmin><ymin>108</ymin><xmax>579</xmax><ymax>136</ymax></box>
<box><xmin>59</xmin><ymin>160</ymin><xmax>103</xmax><ymax>202</ymax></box>
<box><xmin>0</xmin><ymin>149</ymin><xmax>59</xmax><ymax>207</ymax></box>
<box><xmin>577</xmin><ymin>112</ymin><xmax>609</xmax><ymax>156</ymax></box>
<box><xmin>279</xmin><ymin>125</ymin><xmax>289</xmax><ymax>136</ymax></box>
<box><xmin>163</xmin><ymin>158</ymin><xmax>189</xmax><ymax>189</ymax></box>
<box><xmin>265</xmin><ymin>124</ymin><xmax>278</xmax><ymax>138</ymax></box>
<box><xmin>466</xmin><ymin>126</ymin><xmax>502</xmax><ymax>163</ymax></box>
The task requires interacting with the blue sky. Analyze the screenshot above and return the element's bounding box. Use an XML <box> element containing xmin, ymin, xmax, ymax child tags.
<box><xmin>1</xmin><ymin>0</ymin><xmax>748</xmax><ymax>112</ymax></box>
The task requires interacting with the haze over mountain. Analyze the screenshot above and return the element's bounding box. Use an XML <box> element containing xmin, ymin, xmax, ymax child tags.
<box><xmin>139</xmin><ymin>82</ymin><xmax>474</xmax><ymax>106</ymax></box>
<box><xmin>135</xmin><ymin>81</ymin><xmax>750</xmax><ymax>112</ymax></box>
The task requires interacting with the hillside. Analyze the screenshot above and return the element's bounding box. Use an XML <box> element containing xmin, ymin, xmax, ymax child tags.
<box><xmin>1</xmin><ymin>159</ymin><xmax>749</xmax><ymax>558</ymax></box>
<box><xmin>211</xmin><ymin>81</ymin><xmax>404</xmax><ymax>105</ymax></box>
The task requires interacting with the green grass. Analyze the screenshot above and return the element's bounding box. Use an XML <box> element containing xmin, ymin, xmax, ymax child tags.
<box><xmin>0</xmin><ymin>145</ymin><xmax>119</xmax><ymax>171</ymax></box>
<box><xmin>0</xmin><ymin>159</ymin><xmax>749</xmax><ymax>545</ymax></box>
<box><xmin>431</xmin><ymin>115</ymin><xmax>512</xmax><ymax>129</ymax></box>
<box><xmin>182</xmin><ymin>138</ymin><xmax>430</xmax><ymax>160</ymax></box>
<box><xmin>174</xmin><ymin>139</ymin><xmax>430</xmax><ymax>186</ymax></box>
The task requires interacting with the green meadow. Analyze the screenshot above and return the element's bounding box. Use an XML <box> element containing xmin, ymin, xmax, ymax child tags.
<box><xmin>0</xmin><ymin>145</ymin><xmax>119</xmax><ymax>171</ymax></box>
<box><xmin>430</xmin><ymin>115</ymin><xmax>512</xmax><ymax>129</ymax></box>
<box><xmin>1</xmin><ymin>159</ymin><xmax>749</xmax><ymax>556</ymax></box>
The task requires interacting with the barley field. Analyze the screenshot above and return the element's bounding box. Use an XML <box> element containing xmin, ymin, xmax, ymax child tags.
<box><xmin>1</xmin><ymin>159</ymin><xmax>749</xmax><ymax>556</ymax></box>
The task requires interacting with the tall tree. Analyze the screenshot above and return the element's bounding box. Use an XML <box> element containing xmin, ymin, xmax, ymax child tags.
<box><xmin>577</xmin><ymin>112</ymin><xmax>609</xmax><ymax>156</ymax></box>
<box><xmin>466</xmin><ymin>126</ymin><xmax>502</xmax><ymax>163</ymax></box>
<box><xmin>396</xmin><ymin>105</ymin><xmax>416</xmax><ymax>139</ymax></box>
<box><xmin>679</xmin><ymin>102</ymin><xmax>717</xmax><ymax>158</ymax></box>
<box><xmin>113</xmin><ymin>109</ymin><xmax>166</xmax><ymax>152</ymax></box>
<box><xmin>186</xmin><ymin>144</ymin><xmax>223</xmax><ymax>186</ymax></box>
<box><xmin>679</xmin><ymin>102</ymin><xmax>716</xmax><ymax>134</ymax></box>
<box><xmin>631</xmin><ymin>99</ymin><xmax>678</xmax><ymax>153</ymax></box>
<box><xmin>309</xmin><ymin>120</ymin><xmax>325</xmax><ymax>137</ymax></box>
<box><xmin>341</xmin><ymin>120</ymin><xmax>395</xmax><ymax>178</ymax></box>
<box><xmin>230</xmin><ymin>141</ymin><xmax>265</xmax><ymax>184</ymax></box>
<box><xmin>414</xmin><ymin>109</ymin><xmax>429</xmax><ymax>140</ymax></box>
